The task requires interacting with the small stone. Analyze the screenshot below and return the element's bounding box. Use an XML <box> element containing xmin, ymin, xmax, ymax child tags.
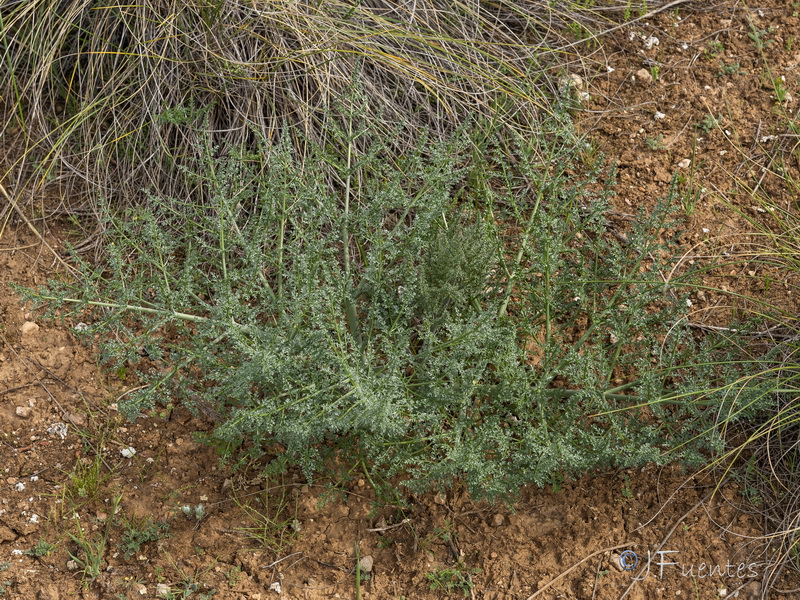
<box><xmin>21</xmin><ymin>321</ymin><xmax>39</xmax><ymax>335</ymax></box>
<box><xmin>635</xmin><ymin>68</ymin><xmax>653</xmax><ymax>84</ymax></box>
<box><xmin>359</xmin><ymin>555</ymin><xmax>374</xmax><ymax>573</ymax></box>
<box><xmin>120</xmin><ymin>446</ymin><xmax>137</xmax><ymax>458</ymax></box>
<box><xmin>490</xmin><ymin>513</ymin><xmax>505</xmax><ymax>527</ymax></box>
<box><xmin>46</xmin><ymin>422</ymin><xmax>68</xmax><ymax>440</ymax></box>
<box><xmin>269</xmin><ymin>582</ymin><xmax>282</xmax><ymax>594</ymax></box>
<box><xmin>15</xmin><ymin>406</ymin><xmax>32</xmax><ymax>419</ymax></box>
<box><xmin>559</xmin><ymin>73</ymin><xmax>584</xmax><ymax>94</ymax></box>
<box><xmin>62</xmin><ymin>412</ymin><xmax>87</xmax><ymax>427</ymax></box>
<box><xmin>610</xmin><ymin>553</ymin><xmax>624</xmax><ymax>571</ymax></box>
<box><xmin>643</xmin><ymin>36</ymin><xmax>660</xmax><ymax>49</ymax></box>
<box><xmin>66</xmin><ymin>559</ymin><xmax>79</xmax><ymax>571</ymax></box>
<box><xmin>156</xmin><ymin>583</ymin><xmax>171</xmax><ymax>598</ymax></box>
<box><xmin>137</xmin><ymin>586</ymin><xmax>148</xmax><ymax>597</ymax></box>
<box><xmin>568</xmin><ymin>73</ymin><xmax>584</xmax><ymax>90</ymax></box>
<box><xmin>677</xmin><ymin>158</ymin><xmax>691</xmax><ymax>169</ymax></box>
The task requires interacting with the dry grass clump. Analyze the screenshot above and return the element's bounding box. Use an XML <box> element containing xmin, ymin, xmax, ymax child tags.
<box><xmin>0</xmin><ymin>0</ymin><xmax>628</xmax><ymax>211</ymax></box>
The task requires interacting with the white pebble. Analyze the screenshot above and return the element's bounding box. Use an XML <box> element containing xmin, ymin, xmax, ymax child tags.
<box><xmin>20</xmin><ymin>321</ymin><xmax>39</xmax><ymax>335</ymax></box>
<box><xmin>47</xmin><ymin>422</ymin><xmax>68</xmax><ymax>440</ymax></box>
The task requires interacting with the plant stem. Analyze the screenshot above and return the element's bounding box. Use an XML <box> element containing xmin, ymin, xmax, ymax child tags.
<box><xmin>27</xmin><ymin>294</ymin><xmax>209</xmax><ymax>323</ymax></box>
<box><xmin>343</xmin><ymin>111</ymin><xmax>362</xmax><ymax>347</ymax></box>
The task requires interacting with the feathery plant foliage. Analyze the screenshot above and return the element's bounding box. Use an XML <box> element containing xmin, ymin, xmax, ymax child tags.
<box><xmin>18</xmin><ymin>107</ymin><xmax>767</xmax><ymax>500</ymax></box>
<box><xmin>0</xmin><ymin>0</ymin><xmax>668</xmax><ymax>211</ymax></box>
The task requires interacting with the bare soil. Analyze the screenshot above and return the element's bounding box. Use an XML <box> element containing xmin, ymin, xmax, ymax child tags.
<box><xmin>2</xmin><ymin>1</ymin><xmax>800</xmax><ymax>599</ymax></box>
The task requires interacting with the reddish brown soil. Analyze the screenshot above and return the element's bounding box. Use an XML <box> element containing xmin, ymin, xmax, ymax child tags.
<box><xmin>2</xmin><ymin>1</ymin><xmax>800</xmax><ymax>599</ymax></box>
<box><xmin>579</xmin><ymin>0</ymin><xmax>800</xmax><ymax>323</ymax></box>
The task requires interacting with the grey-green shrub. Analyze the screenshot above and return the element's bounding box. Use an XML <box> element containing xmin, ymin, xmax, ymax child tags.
<box><xmin>20</xmin><ymin>110</ymin><xmax>769</xmax><ymax>500</ymax></box>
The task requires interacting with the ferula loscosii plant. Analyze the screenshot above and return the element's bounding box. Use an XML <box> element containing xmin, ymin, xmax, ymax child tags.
<box><xmin>17</xmin><ymin>107</ymin><xmax>770</xmax><ymax>500</ymax></box>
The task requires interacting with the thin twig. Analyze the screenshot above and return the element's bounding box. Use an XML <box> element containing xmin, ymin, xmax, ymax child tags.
<box><xmin>261</xmin><ymin>551</ymin><xmax>302</xmax><ymax>569</ymax></box>
<box><xmin>0</xmin><ymin>383</ymin><xmax>38</xmax><ymax>396</ymax></box>
<box><xmin>366</xmin><ymin>518</ymin><xmax>410</xmax><ymax>532</ymax></box>
<box><xmin>688</xmin><ymin>321</ymin><xmax>800</xmax><ymax>340</ymax></box>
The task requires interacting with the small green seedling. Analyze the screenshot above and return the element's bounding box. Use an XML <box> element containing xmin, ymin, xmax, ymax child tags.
<box><xmin>25</xmin><ymin>539</ymin><xmax>56</xmax><ymax>557</ymax></box>
<box><xmin>646</xmin><ymin>134</ymin><xmax>666</xmax><ymax>151</ymax></box>
<box><xmin>426</xmin><ymin>564</ymin><xmax>479</xmax><ymax>597</ymax></box>
<box><xmin>120</xmin><ymin>518</ymin><xmax>170</xmax><ymax>558</ymax></box>
<box><xmin>748</xmin><ymin>27</ymin><xmax>773</xmax><ymax>51</ymax></box>
<box><xmin>717</xmin><ymin>61</ymin><xmax>741</xmax><ymax>77</ymax></box>
<box><xmin>697</xmin><ymin>114</ymin><xmax>721</xmax><ymax>135</ymax></box>
<box><xmin>181</xmin><ymin>504</ymin><xmax>206</xmax><ymax>521</ymax></box>
<box><xmin>705</xmin><ymin>40</ymin><xmax>724</xmax><ymax>58</ymax></box>
<box><xmin>773</xmin><ymin>77</ymin><xmax>788</xmax><ymax>104</ymax></box>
